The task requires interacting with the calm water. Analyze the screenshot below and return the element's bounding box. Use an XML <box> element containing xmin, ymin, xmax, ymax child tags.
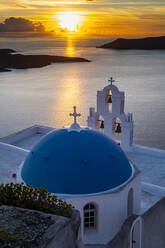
<box><xmin>0</xmin><ymin>37</ymin><xmax>165</xmax><ymax>149</ymax></box>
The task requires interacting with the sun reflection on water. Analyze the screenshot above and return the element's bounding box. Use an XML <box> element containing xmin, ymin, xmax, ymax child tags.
<box><xmin>51</xmin><ymin>77</ymin><xmax>82</xmax><ymax>128</ymax></box>
<box><xmin>65</xmin><ymin>38</ymin><xmax>76</xmax><ymax>57</ymax></box>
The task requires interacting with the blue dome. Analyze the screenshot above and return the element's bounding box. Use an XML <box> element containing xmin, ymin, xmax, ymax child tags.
<box><xmin>21</xmin><ymin>128</ymin><xmax>133</xmax><ymax>195</ymax></box>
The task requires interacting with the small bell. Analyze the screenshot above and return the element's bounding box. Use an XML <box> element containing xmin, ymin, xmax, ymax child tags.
<box><xmin>107</xmin><ymin>95</ymin><xmax>112</xmax><ymax>103</ymax></box>
<box><xmin>100</xmin><ymin>120</ymin><xmax>104</xmax><ymax>129</ymax></box>
<box><xmin>115</xmin><ymin>123</ymin><xmax>121</xmax><ymax>133</ymax></box>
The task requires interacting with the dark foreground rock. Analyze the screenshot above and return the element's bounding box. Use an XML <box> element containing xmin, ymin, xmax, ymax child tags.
<box><xmin>0</xmin><ymin>49</ymin><xmax>90</xmax><ymax>72</ymax></box>
<box><xmin>97</xmin><ymin>36</ymin><xmax>165</xmax><ymax>50</ymax></box>
<box><xmin>0</xmin><ymin>205</ymin><xmax>80</xmax><ymax>248</ymax></box>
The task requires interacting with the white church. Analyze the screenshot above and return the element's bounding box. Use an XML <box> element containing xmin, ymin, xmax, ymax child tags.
<box><xmin>1</xmin><ymin>78</ymin><xmax>165</xmax><ymax>248</ymax></box>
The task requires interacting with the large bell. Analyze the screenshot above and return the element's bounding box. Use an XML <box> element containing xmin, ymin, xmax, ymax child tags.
<box><xmin>100</xmin><ymin>120</ymin><xmax>104</xmax><ymax>129</ymax></box>
<box><xmin>107</xmin><ymin>95</ymin><xmax>112</xmax><ymax>103</ymax></box>
<box><xmin>115</xmin><ymin>123</ymin><xmax>121</xmax><ymax>133</ymax></box>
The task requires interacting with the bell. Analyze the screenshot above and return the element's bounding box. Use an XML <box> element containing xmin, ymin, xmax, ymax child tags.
<box><xmin>115</xmin><ymin>123</ymin><xmax>121</xmax><ymax>133</ymax></box>
<box><xmin>107</xmin><ymin>95</ymin><xmax>112</xmax><ymax>103</ymax></box>
<box><xmin>100</xmin><ymin>120</ymin><xmax>104</xmax><ymax>129</ymax></box>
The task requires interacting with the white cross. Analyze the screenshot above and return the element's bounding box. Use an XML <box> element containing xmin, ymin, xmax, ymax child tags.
<box><xmin>69</xmin><ymin>106</ymin><xmax>81</xmax><ymax>124</ymax></box>
<box><xmin>108</xmin><ymin>77</ymin><xmax>115</xmax><ymax>85</ymax></box>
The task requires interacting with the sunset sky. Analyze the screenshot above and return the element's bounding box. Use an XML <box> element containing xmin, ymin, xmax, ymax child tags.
<box><xmin>0</xmin><ymin>0</ymin><xmax>165</xmax><ymax>37</ymax></box>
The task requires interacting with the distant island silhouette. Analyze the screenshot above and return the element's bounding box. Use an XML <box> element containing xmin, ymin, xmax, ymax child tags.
<box><xmin>97</xmin><ymin>36</ymin><xmax>165</xmax><ymax>50</ymax></box>
<box><xmin>0</xmin><ymin>49</ymin><xmax>90</xmax><ymax>73</ymax></box>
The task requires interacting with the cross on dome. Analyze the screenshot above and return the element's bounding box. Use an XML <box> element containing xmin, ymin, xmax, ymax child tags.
<box><xmin>108</xmin><ymin>77</ymin><xmax>115</xmax><ymax>85</ymax></box>
<box><xmin>69</xmin><ymin>106</ymin><xmax>81</xmax><ymax>124</ymax></box>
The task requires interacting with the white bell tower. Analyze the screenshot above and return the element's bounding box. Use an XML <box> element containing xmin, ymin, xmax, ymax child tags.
<box><xmin>87</xmin><ymin>77</ymin><xmax>134</xmax><ymax>151</ymax></box>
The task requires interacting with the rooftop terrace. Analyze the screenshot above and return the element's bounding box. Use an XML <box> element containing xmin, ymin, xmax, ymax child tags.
<box><xmin>0</xmin><ymin>125</ymin><xmax>165</xmax><ymax>212</ymax></box>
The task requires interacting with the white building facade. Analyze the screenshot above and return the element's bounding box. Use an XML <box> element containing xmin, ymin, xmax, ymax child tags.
<box><xmin>18</xmin><ymin>105</ymin><xmax>141</xmax><ymax>245</ymax></box>
<box><xmin>2</xmin><ymin>78</ymin><xmax>165</xmax><ymax>247</ymax></box>
<box><xmin>87</xmin><ymin>77</ymin><xmax>134</xmax><ymax>151</ymax></box>
<box><xmin>66</xmin><ymin>172</ymin><xmax>141</xmax><ymax>245</ymax></box>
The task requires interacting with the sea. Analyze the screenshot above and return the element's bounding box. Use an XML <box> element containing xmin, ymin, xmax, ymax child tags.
<box><xmin>0</xmin><ymin>37</ymin><xmax>165</xmax><ymax>149</ymax></box>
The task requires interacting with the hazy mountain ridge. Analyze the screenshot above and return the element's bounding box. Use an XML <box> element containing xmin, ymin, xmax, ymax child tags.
<box><xmin>97</xmin><ymin>36</ymin><xmax>165</xmax><ymax>50</ymax></box>
<box><xmin>0</xmin><ymin>49</ymin><xmax>90</xmax><ymax>72</ymax></box>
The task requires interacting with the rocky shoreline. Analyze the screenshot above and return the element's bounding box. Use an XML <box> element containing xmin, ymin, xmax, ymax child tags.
<box><xmin>0</xmin><ymin>49</ymin><xmax>90</xmax><ymax>73</ymax></box>
<box><xmin>0</xmin><ymin>68</ymin><xmax>10</xmax><ymax>72</ymax></box>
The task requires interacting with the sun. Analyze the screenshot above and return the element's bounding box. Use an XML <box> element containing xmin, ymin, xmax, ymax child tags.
<box><xmin>58</xmin><ymin>12</ymin><xmax>82</xmax><ymax>32</ymax></box>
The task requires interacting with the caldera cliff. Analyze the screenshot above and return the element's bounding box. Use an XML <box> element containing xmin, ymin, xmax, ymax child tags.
<box><xmin>97</xmin><ymin>36</ymin><xmax>165</xmax><ymax>50</ymax></box>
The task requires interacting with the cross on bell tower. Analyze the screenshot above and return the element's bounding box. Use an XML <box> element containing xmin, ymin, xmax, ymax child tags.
<box><xmin>108</xmin><ymin>77</ymin><xmax>115</xmax><ymax>85</ymax></box>
<box><xmin>69</xmin><ymin>106</ymin><xmax>81</xmax><ymax>124</ymax></box>
<box><xmin>87</xmin><ymin>78</ymin><xmax>134</xmax><ymax>150</ymax></box>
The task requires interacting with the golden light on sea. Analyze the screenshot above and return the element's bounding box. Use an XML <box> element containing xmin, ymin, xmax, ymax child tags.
<box><xmin>66</xmin><ymin>38</ymin><xmax>76</xmax><ymax>57</ymax></box>
<box><xmin>51</xmin><ymin>76</ymin><xmax>82</xmax><ymax>128</ymax></box>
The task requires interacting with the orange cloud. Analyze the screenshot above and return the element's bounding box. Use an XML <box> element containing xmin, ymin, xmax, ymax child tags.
<box><xmin>0</xmin><ymin>0</ymin><xmax>165</xmax><ymax>37</ymax></box>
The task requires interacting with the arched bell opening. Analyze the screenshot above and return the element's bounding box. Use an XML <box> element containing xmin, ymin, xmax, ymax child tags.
<box><xmin>96</xmin><ymin>115</ymin><xmax>104</xmax><ymax>133</ymax></box>
<box><xmin>105</xmin><ymin>89</ymin><xmax>112</xmax><ymax>113</ymax></box>
<box><xmin>112</xmin><ymin>117</ymin><xmax>122</xmax><ymax>142</ymax></box>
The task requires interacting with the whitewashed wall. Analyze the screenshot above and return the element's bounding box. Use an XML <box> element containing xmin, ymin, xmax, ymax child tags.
<box><xmin>66</xmin><ymin>173</ymin><xmax>141</xmax><ymax>245</ymax></box>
